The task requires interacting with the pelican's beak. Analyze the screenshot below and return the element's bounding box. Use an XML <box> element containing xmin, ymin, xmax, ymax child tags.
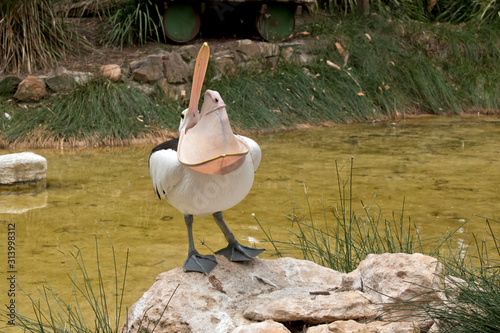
<box><xmin>184</xmin><ymin>42</ymin><xmax>210</xmax><ymax>133</ymax></box>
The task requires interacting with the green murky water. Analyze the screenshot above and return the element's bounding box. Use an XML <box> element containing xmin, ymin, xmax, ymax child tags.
<box><xmin>1</xmin><ymin>115</ymin><xmax>500</xmax><ymax>328</ymax></box>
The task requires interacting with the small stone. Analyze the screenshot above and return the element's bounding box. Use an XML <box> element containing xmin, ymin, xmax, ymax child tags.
<box><xmin>282</xmin><ymin>47</ymin><xmax>294</xmax><ymax>62</ymax></box>
<box><xmin>45</xmin><ymin>67</ymin><xmax>92</xmax><ymax>92</ymax></box>
<box><xmin>100</xmin><ymin>64</ymin><xmax>121</xmax><ymax>82</ymax></box>
<box><xmin>233</xmin><ymin>320</ymin><xmax>290</xmax><ymax>333</ymax></box>
<box><xmin>131</xmin><ymin>55</ymin><xmax>164</xmax><ymax>83</ymax></box>
<box><xmin>177</xmin><ymin>45</ymin><xmax>199</xmax><ymax>62</ymax></box>
<box><xmin>14</xmin><ymin>76</ymin><xmax>46</xmax><ymax>102</ymax></box>
<box><xmin>237</xmin><ymin>39</ymin><xmax>262</xmax><ymax>60</ymax></box>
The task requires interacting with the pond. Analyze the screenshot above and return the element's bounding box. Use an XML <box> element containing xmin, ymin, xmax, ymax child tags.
<box><xmin>1</xmin><ymin>115</ymin><xmax>500</xmax><ymax>328</ymax></box>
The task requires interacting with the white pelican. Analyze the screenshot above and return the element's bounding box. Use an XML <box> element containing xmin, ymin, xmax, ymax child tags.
<box><xmin>149</xmin><ymin>43</ymin><xmax>264</xmax><ymax>274</ymax></box>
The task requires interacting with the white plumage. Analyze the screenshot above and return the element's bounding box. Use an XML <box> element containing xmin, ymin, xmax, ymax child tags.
<box><xmin>149</xmin><ymin>89</ymin><xmax>264</xmax><ymax>274</ymax></box>
<box><xmin>149</xmin><ymin>134</ymin><xmax>260</xmax><ymax>216</ymax></box>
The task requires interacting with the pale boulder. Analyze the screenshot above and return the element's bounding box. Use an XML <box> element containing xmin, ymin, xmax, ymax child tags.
<box><xmin>307</xmin><ymin>320</ymin><xmax>419</xmax><ymax>333</ymax></box>
<box><xmin>121</xmin><ymin>256</ymin><xmax>343</xmax><ymax>333</ymax></box>
<box><xmin>0</xmin><ymin>152</ymin><xmax>47</xmax><ymax>186</ymax></box>
<box><xmin>45</xmin><ymin>67</ymin><xmax>92</xmax><ymax>92</ymax></box>
<box><xmin>244</xmin><ymin>290</ymin><xmax>377</xmax><ymax>324</ymax></box>
<box><xmin>341</xmin><ymin>253</ymin><xmax>445</xmax><ymax>304</ymax></box>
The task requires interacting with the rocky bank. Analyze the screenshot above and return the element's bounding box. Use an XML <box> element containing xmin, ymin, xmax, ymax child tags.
<box><xmin>1</xmin><ymin>39</ymin><xmax>318</xmax><ymax>103</ymax></box>
<box><xmin>120</xmin><ymin>253</ymin><xmax>449</xmax><ymax>333</ymax></box>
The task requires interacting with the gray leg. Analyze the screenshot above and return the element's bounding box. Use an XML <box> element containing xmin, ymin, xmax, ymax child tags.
<box><xmin>183</xmin><ymin>214</ymin><xmax>217</xmax><ymax>274</ymax></box>
<box><xmin>213</xmin><ymin>211</ymin><xmax>265</xmax><ymax>261</ymax></box>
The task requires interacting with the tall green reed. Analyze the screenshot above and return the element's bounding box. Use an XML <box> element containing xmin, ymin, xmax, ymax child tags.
<box><xmin>105</xmin><ymin>0</ymin><xmax>165</xmax><ymax>47</ymax></box>
<box><xmin>0</xmin><ymin>227</ymin><xmax>175</xmax><ymax>332</ymax></box>
<box><xmin>256</xmin><ymin>158</ymin><xmax>461</xmax><ymax>273</ymax></box>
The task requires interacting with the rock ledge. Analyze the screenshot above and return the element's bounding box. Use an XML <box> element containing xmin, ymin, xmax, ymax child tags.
<box><xmin>121</xmin><ymin>253</ymin><xmax>446</xmax><ymax>333</ymax></box>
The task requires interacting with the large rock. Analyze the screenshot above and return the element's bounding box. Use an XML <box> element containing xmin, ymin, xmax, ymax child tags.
<box><xmin>0</xmin><ymin>152</ymin><xmax>47</xmax><ymax>187</ymax></box>
<box><xmin>14</xmin><ymin>76</ymin><xmax>46</xmax><ymax>102</ymax></box>
<box><xmin>45</xmin><ymin>67</ymin><xmax>92</xmax><ymax>92</ymax></box>
<box><xmin>341</xmin><ymin>253</ymin><xmax>444</xmax><ymax>303</ymax></box>
<box><xmin>121</xmin><ymin>256</ymin><xmax>344</xmax><ymax>333</ymax></box>
<box><xmin>233</xmin><ymin>320</ymin><xmax>289</xmax><ymax>333</ymax></box>
<box><xmin>340</xmin><ymin>253</ymin><xmax>444</xmax><ymax>326</ymax></box>
<box><xmin>131</xmin><ymin>54</ymin><xmax>164</xmax><ymax>83</ymax></box>
<box><xmin>163</xmin><ymin>51</ymin><xmax>191</xmax><ymax>84</ymax></box>
<box><xmin>121</xmin><ymin>253</ymin><xmax>449</xmax><ymax>333</ymax></box>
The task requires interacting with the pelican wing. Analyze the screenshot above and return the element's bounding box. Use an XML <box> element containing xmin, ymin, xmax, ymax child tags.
<box><xmin>149</xmin><ymin>140</ymin><xmax>183</xmax><ymax>200</ymax></box>
<box><xmin>237</xmin><ymin>135</ymin><xmax>261</xmax><ymax>173</ymax></box>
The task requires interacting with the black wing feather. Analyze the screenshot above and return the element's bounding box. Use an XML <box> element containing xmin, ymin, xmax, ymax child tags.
<box><xmin>151</xmin><ymin>137</ymin><xmax>179</xmax><ymax>154</ymax></box>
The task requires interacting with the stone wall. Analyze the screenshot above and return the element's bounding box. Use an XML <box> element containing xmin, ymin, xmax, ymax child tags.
<box><xmin>0</xmin><ymin>39</ymin><xmax>317</xmax><ymax>103</ymax></box>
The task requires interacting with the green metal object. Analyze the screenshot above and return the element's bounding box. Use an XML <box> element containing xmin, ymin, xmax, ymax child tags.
<box><xmin>256</xmin><ymin>4</ymin><xmax>295</xmax><ymax>42</ymax></box>
<box><xmin>163</xmin><ymin>4</ymin><xmax>201</xmax><ymax>43</ymax></box>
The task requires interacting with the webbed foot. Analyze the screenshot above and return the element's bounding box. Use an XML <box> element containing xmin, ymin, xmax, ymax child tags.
<box><xmin>183</xmin><ymin>252</ymin><xmax>217</xmax><ymax>274</ymax></box>
<box><xmin>215</xmin><ymin>241</ymin><xmax>265</xmax><ymax>261</ymax></box>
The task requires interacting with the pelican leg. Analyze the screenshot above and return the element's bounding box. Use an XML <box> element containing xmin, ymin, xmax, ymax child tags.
<box><xmin>213</xmin><ymin>211</ymin><xmax>265</xmax><ymax>261</ymax></box>
<box><xmin>183</xmin><ymin>214</ymin><xmax>217</xmax><ymax>274</ymax></box>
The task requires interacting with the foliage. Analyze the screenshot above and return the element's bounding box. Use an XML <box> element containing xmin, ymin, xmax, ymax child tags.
<box><xmin>0</xmin><ymin>79</ymin><xmax>181</xmax><ymax>147</ymax></box>
<box><xmin>369</xmin><ymin>0</ymin><xmax>500</xmax><ymax>24</ymax></box>
<box><xmin>104</xmin><ymin>0</ymin><xmax>165</xmax><ymax>47</ymax></box>
<box><xmin>0</xmin><ymin>12</ymin><xmax>499</xmax><ymax>146</ymax></box>
<box><xmin>255</xmin><ymin>158</ymin><xmax>458</xmax><ymax>272</ymax></box>
<box><xmin>0</xmin><ymin>229</ymin><xmax>128</xmax><ymax>332</ymax></box>
<box><xmin>0</xmin><ymin>227</ymin><xmax>175</xmax><ymax>332</ymax></box>
<box><xmin>257</xmin><ymin>157</ymin><xmax>500</xmax><ymax>331</ymax></box>
<box><xmin>0</xmin><ymin>0</ymin><xmax>91</xmax><ymax>74</ymax></box>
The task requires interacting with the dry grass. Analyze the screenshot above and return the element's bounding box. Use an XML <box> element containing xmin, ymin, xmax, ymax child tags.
<box><xmin>0</xmin><ymin>0</ymin><xmax>92</xmax><ymax>74</ymax></box>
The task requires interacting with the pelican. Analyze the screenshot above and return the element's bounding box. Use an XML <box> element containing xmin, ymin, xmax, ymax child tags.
<box><xmin>149</xmin><ymin>43</ymin><xmax>264</xmax><ymax>274</ymax></box>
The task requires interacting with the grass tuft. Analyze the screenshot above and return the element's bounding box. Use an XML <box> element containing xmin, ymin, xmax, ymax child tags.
<box><xmin>255</xmin><ymin>158</ymin><xmax>461</xmax><ymax>273</ymax></box>
<box><xmin>257</xmin><ymin>157</ymin><xmax>500</xmax><ymax>331</ymax></box>
<box><xmin>0</xmin><ymin>225</ymin><xmax>176</xmax><ymax>332</ymax></box>
<box><xmin>104</xmin><ymin>0</ymin><xmax>165</xmax><ymax>48</ymax></box>
<box><xmin>0</xmin><ymin>0</ymin><xmax>92</xmax><ymax>74</ymax></box>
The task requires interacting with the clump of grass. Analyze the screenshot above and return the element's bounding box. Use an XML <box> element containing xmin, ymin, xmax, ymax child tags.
<box><xmin>0</xmin><ymin>228</ymin><xmax>128</xmax><ymax>332</ymax></box>
<box><xmin>0</xmin><ymin>79</ymin><xmax>183</xmax><ymax>148</ymax></box>
<box><xmin>370</xmin><ymin>0</ymin><xmax>500</xmax><ymax>25</ymax></box>
<box><xmin>0</xmin><ymin>226</ymin><xmax>176</xmax><ymax>332</ymax></box>
<box><xmin>257</xmin><ymin>157</ymin><xmax>500</xmax><ymax>330</ymax></box>
<box><xmin>255</xmin><ymin>158</ymin><xmax>459</xmax><ymax>273</ymax></box>
<box><xmin>105</xmin><ymin>0</ymin><xmax>165</xmax><ymax>47</ymax></box>
<box><xmin>0</xmin><ymin>0</ymin><xmax>92</xmax><ymax>74</ymax></box>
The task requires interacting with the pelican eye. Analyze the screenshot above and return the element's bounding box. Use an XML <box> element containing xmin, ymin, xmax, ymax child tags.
<box><xmin>180</xmin><ymin>113</ymin><xmax>185</xmax><ymax>119</ymax></box>
<box><xmin>215</xmin><ymin>98</ymin><xmax>219</xmax><ymax>103</ymax></box>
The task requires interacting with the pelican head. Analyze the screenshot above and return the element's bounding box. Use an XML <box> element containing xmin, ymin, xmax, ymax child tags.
<box><xmin>179</xmin><ymin>109</ymin><xmax>188</xmax><ymax>132</ymax></box>
<box><xmin>199</xmin><ymin>90</ymin><xmax>226</xmax><ymax>121</ymax></box>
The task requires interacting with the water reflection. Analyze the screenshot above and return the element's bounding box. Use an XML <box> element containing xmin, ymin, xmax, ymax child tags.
<box><xmin>0</xmin><ymin>190</ymin><xmax>48</xmax><ymax>214</ymax></box>
<box><xmin>0</xmin><ymin>115</ymin><xmax>499</xmax><ymax>327</ymax></box>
